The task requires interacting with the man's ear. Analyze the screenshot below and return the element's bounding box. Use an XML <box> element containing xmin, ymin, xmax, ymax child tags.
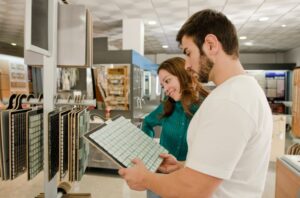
<box><xmin>203</xmin><ymin>34</ymin><xmax>219</xmax><ymax>55</ymax></box>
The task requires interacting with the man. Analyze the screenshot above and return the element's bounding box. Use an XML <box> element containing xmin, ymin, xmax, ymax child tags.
<box><xmin>119</xmin><ymin>9</ymin><xmax>273</xmax><ymax>198</ymax></box>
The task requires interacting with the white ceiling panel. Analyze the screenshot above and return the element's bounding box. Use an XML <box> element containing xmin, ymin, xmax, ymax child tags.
<box><xmin>1</xmin><ymin>0</ymin><xmax>300</xmax><ymax>57</ymax></box>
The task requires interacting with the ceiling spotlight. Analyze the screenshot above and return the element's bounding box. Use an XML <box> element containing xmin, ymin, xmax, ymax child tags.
<box><xmin>239</xmin><ymin>36</ymin><xmax>247</xmax><ymax>40</ymax></box>
<box><xmin>148</xmin><ymin>20</ymin><xmax>157</xmax><ymax>25</ymax></box>
<box><xmin>162</xmin><ymin>45</ymin><xmax>168</xmax><ymax>48</ymax></box>
<box><xmin>11</xmin><ymin>43</ymin><xmax>17</xmax><ymax>46</ymax></box>
<box><xmin>281</xmin><ymin>24</ymin><xmax>286</xmax><ymax>27</ymax></box>
<box><xmin>258</xmin><ymin>17</ymin><xmax>269</xmax><ymax>22</ymax></box>
<box><xmin>245</xmin><ymin>42</ymin><xmax>253</xmax><ymax>46</ymax></box>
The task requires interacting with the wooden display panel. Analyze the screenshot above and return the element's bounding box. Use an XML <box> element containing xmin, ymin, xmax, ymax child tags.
<box><xmin>292</xmin><ymin>68</ymin><xmax>300</xmax><ymax>137</ymax></box>
<box><xmin>275</xmin><ymin>159</ymin><xmax>300</xmax><ymax>198</ymax></box>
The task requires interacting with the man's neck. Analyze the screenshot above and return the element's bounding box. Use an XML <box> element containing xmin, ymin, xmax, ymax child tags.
<box><xmin>210</xmin><ymin>54</ymin><xmax>245</xmax><ymax>86</ymax></box>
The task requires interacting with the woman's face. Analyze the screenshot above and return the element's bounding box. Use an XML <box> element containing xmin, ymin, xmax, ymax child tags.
<box><xmin>159</xmin><ymin>69</ymin><xmax>181</xmax><ymax>101</ymax></box>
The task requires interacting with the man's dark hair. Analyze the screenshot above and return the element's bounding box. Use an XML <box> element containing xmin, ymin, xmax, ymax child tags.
<box><xmin>176</xmin><ymin>9</ymin><xmax>239</xmax><ymax>58</ymax></box>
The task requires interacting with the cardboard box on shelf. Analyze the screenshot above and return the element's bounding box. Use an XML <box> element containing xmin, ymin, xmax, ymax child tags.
<box><xmin>266</xmin><ymin>78</ymin><xmax>277</xmax><ymax>89</ymax></box>
<box><xmin>266</xmin><ymin>88</ymin><xmax>277</xmax><ymax>98</ymax></box>
<box><xmin>28</xmin><ymin>82</ymin><xmax>33</xmax><ymax>93</ymax></box>
<box><xmin>0</xmin><ymin>74</ymin><xmax>10</xmax><ymax>90</ymax></box>
<box><xmin>0</xmin><ymin>90</ymin><xmax>10</xmax><ymax>100</ymax></box>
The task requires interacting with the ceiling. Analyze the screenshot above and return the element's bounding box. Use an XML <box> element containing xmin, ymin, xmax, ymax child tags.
<box><xmin>0</xmin><ymin>0</ymin><xmax>300</xmax><ymax>57</ymax></box>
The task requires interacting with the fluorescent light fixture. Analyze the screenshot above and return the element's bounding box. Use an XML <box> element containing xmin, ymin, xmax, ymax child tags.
<box><xmin>148</xmin><ymin>20</ymin><xmax>157</xmax><ymax>25</ymax></box>
<box><xmin>281</xmin><ymin>24</ymin><xmax>286</xmax><ymax>27</ymax></box>
<box><xmin>162</xmin><ymin>45</ymin><xmax>168</xmax><ymax>48</ymax></box>
<box><xmin>245</xmin><ymin>42</ymin><xmax>253</xmax><ymax>46</ymax></box>
<box><xmin>258</xmin><ymin>17</ymin><xmax>269</xmax><ymax>22</ymax></box>
<box><xmin>239</xmin><ymin>36</ymin><xmax>247</xmax><ymax>40</ymax></box>
<box><xmin>11</xmin><ymin>43</ymin><xmax>17</xmax><ymax>46</ymax></box>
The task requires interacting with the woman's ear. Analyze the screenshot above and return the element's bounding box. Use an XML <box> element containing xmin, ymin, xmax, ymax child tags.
<box><xmin>203</xmin><ymin>34</ymin><xmax>219</xmax><ymax>55</ymax></box>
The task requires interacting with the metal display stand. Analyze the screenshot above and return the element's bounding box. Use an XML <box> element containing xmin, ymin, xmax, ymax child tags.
<box><xmin>42</xmin><ymin>1</ymin><xmax>58</xmax><ymax>197</ymax></box>
<box><xmin>24</xmin><ymin>1</ymin><xmax>95</xmax><ymax>197</ymax></box>
<box><xmin>19</xmin><ymin>97</ymin><xmax>96</xmax><ymax>107</ymax></box>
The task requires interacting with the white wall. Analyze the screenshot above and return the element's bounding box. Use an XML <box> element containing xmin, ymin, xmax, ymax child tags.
<box><xmin>0</xmin><ymin>54</ymin><xmax>24</xmax><ymax>64</ymax></box>
<box><xmin>284</xmin><ymin>47</ymin><xmax>300</xmax><ymax>66</ymax></box>
<box><xmin>146</xmin><ymin>52</ymin><xmax>285</xmax><ymax>64</ymax></box>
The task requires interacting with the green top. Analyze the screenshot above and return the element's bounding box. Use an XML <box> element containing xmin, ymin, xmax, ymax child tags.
<box><xmin>142</xmin><ymin>101</ymin><xmax>199</xmax><ymax>161</ymax></box>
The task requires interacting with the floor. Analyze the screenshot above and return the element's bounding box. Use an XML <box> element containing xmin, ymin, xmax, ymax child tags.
<box><xmin>0</xmin><ymin>162</ymin><xmax>276</xmax><ymax>198</ymax></box>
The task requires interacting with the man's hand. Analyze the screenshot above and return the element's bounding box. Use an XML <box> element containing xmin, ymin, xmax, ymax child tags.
<box><xmin>118</xmin><ymin>158</ymin><xmax>150</xmax><ymax>191</ymax></box>
<box><xmin>158</xmin><ymin>153</ymin><xmax>183</xmax><ymax>174</ymax></box>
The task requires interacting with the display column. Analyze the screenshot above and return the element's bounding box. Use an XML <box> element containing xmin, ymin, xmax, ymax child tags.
<box><xmin>43</xmin><ymin>0</ymin><xmax>58</xmax><ymax>197</ymax></box>
<box><xmin>122</xmin><ymin>19</ymin><xmax>144</xmax><ymax>55</ymax></box>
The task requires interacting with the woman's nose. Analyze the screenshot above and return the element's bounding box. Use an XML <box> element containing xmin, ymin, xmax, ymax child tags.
<box><xmin>164</xmin><ymin>86</ymin><xmax>170</xmax><ymax>95</ymax></box>
<box><xmin>184</xmin><ymin>61</ymin><xmax>191</xmax><ymax>70</ymax></box>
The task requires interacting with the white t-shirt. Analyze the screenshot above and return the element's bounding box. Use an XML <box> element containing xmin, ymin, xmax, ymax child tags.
<box><xmin>186</xmin><ymin>75</ymin><xmax>273</xmax><ymax>198</ymax></box>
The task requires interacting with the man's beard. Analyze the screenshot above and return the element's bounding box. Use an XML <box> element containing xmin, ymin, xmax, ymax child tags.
<box><xmin>198</xmin><ymin>54</ymin><xmax>214</xmax><ymax>83</ymax></box>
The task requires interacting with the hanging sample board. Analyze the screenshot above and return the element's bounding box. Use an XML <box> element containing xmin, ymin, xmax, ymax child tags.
<box><xmin>0</xmin><ymin>110</ymin><xmax>10</xmax><ymax>180</ymax></box>
<box><xmin>59</xmin><ymin>109</ymin><xmax>71</xmax><ymax>181</ymax></box>
<box><xmin>26</xmin><ymin>108</ymin><xmax>44</xmax><ymax>180</ymax></box>
<box><xmin>48</xmin><ymin>110</ymin><xmax>60</xmax><ymax>181</ymax></box>
<box><xmin>9</xmin><ymin>109</ymin><xmax>30</xmax><ymax>180</ymax></box>
<box><xmin>68</xmin><ymin>108</ymin><xmax>89</xmax><ymax>181</ymax></box>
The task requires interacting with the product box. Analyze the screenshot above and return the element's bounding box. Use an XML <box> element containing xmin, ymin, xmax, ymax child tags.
<box><xmin>0</xmin><ymin>74</ymin><xmax>10</xmax><ymax>90</ymax></box>
<box><xmin>0</xmin><ymin>90</ymin><xmax>10</xmax><ymax>100</ymax></box>
<box><xmin>266</xmin><ymin>88</ymin><xmax>277</xmax><ymax>98</ymax></box>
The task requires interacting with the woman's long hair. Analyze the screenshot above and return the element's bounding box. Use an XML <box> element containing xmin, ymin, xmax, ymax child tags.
<box><xmin>158</xmin><ymin>57</ymin><xmax>209</xmax><ymax>117</ymax></box>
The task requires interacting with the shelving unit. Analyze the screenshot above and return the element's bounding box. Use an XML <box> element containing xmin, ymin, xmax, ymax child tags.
<box><xmin>21</xmin><ymin>2</ymin><xmax>94</xmax><ymax>198</ymax></box>
<box><xmin>0</xmin><ymin>58</ymin><xmax>29</xmax><ymax>101</ymax></box>
<box><xmin>106</xmin><ymin>66</ymin><xmax>129</xmax><ymax>110</ymax></box>
<box><xmin>93</xmin><ymin>50</ymin><xmax>157</xmax><ymax>121</ymax></box>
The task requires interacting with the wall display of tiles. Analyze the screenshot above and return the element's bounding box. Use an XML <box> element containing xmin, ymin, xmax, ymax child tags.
<box><xmin>1</xmin><ymin>105</ymin><xmax>90</xmax><ymax>183</ymax></box>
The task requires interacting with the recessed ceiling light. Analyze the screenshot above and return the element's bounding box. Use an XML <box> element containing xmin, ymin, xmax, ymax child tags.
<box><xmin>239</xmin><ymin>36</ymin><xmax>247</xmax><ymax>40</ymax></box>
<box><xmin>245</xmin><ymin>42</ymin><xmax>253</xmax><ymax>46</ymax></box>
<box><xmin>258</xmin><ymin>17</ymin><xmax>269</xmax><ymax>22</ymax></box>
<box><xmin>162</xmin><ymin>45</ymin><xmax>168</xmax><ymax>48</ymax></box>
<box><xmin>11</xmin><ymin>43</ymin><xmax>17</xmax><ymax>46</ymax></box>
<box><xmin>281</xmin><ymin>24</ymin><xmax>286</xmax><ymax>27</ymax></box>
<box><xmin>148</xmin><ymin>20</ymin><xmax>157</xmax><ymax>25</ymax></box>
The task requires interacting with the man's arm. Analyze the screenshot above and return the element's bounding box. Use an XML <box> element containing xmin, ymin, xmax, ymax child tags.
<box><xmin>119</xmin><ymin>159</ymin><xmax>222</xmax><ymax>198</ymax></box>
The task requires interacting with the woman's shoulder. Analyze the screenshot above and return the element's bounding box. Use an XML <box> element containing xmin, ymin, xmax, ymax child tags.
<box><xmin>190</xmin><ymin>102</ymin><xmax>201</xmax><ymax>113</ymax></box>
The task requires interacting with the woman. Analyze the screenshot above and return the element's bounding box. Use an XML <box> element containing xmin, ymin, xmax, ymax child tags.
<box><xmin>142</xmin><ymin>57</ymin><xmax>209</xmax><ymax>198</ymax></box>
